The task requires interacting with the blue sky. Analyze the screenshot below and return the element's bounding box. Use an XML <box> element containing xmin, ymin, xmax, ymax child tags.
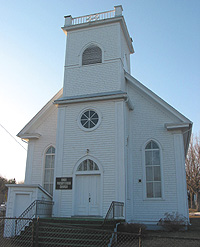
<box><xmin>0</xmin><ymin>0</ymin><xmax>199</xmax><ymax>182</ymax></box>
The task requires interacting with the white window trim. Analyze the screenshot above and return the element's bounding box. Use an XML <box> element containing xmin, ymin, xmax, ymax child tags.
<box><xmin>76</xmin><ymin>170</ymin><xmax>101</xmax><ymax>175</ymax></box>
<box><xmin>73</xmin><ymin>155</ymin><xmax>104</xmax><ymax>174</ymax></box>
<box><xmin>43</xmin><ymin>145</ymin><xmax>55</xmax><ymax>196</ymax></box>
<box><xmin>78</xmin><ymin>107</ymin><xmax>102</xmax><ymax>132</ymax></box>
<box><xmin>142</xmin><ymin>139</ymin><xmax>165</xmax><ymax>201</ymax></box>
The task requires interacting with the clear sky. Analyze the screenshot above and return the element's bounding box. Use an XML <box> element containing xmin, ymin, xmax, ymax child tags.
<box><xmin>0</xmin><ymin>0</ymin><xmax>200</xmax><ymax>182</ymax></box>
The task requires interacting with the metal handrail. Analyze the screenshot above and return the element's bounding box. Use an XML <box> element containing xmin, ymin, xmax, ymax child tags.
<box><xmin>103</xmin><ymin>201</ymin><xmax>124</xmax><ymax>226</ymax></box>
<box><xmin>18</xmin><ymin>200</ymin><xmax>37</xmax><ymax>219</ymax></box>
<box><xmin>15</xmin><ymin>200</ymin><xmax>54</xmax><ymax>235</ymax></box>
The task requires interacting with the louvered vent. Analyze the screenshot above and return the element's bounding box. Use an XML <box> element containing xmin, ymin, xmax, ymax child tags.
<box><xmin>82</xmin><ymin>45</ymin><xmax>102</xmax><ymax>65</ymax></box>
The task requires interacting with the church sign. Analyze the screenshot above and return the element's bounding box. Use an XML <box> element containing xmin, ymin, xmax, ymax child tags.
<box><xmin>56</xmin><ymin>177</ymin><xmax>73</xmax><ymax>190</ymax></box>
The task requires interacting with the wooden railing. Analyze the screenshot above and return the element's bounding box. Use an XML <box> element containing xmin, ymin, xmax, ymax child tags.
<box><xmin>72</xmin><ymin>10</ymin><xmax>115</xmax><ymax>25</ymax></box>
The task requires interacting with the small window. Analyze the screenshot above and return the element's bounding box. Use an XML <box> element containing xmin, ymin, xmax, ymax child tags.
<box><xmin>44</xmin><ymin>146</ymin><xmax>55</xmax><ymax>195</ymax></box>
<box><xmin>145</xmin><ymin>141</ymin><xmax>162</xmax><ymax>198</ymax></box>
<box><xmin>77</xmin><ymin>159</ymin><xmax>99</xmax><ymax>171</ymax></box>
<box><xmin>80</xmin><ymin>109</ymin><xmax>99</xmax><ymax>130</ymax></box>
<box><xmin>82</xmin><ymin>45</ymin><xmax>102</xmax><ymax>65</ymax></box>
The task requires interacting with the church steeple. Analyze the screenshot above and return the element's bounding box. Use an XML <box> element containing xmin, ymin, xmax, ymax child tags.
<box><xmin>61</xmin><ymin>6</ymin><xmax>134</xmax><ymax>97</ymax></box>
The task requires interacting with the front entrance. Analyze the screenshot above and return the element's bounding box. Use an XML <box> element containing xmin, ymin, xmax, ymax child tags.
<box><xmin>75</xmin><ymin>174</ymin><xmax>101</xmax><ymax>216</ymax></box>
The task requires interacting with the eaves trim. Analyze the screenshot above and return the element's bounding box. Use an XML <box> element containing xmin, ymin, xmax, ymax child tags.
<box><xmin>54</xmin><ymin>91</ymin><xmax>134</xmax><ymax>110</ymax></box>
<box><xmin>165</xmin><ymin>123</ymin><xmax>191</xmax><ymax>131</ymax></box>
<box><xmin>19</xmin><ymin>133</ymin><xmax>41</xmax><ymax>140</ymax></box>
<box><xmin>6</xmin><ymin>184</ymin><xmax>53</xmax><ymax>199</ymax></box>
<box><xmin>54</xmin><ymin>91</ymin><xmax>127</xmax><ymax>105</ymax></box>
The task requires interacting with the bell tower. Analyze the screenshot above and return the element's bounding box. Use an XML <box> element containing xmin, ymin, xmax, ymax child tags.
<box><xmin>61</xmin><ymin>5</ymin><xmax>134</xmax><ymax>97</ymax></box>
<box><xmin>53</xmin><ymin>6</ymin><xmax>134</xmax><ymax>218</ymax></box>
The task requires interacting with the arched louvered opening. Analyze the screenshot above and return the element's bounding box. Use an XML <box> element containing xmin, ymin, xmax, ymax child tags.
<box><xmin>82</xmin><ymin>45</ymin><xmax>102</xmax><ymax>65</ymax></box>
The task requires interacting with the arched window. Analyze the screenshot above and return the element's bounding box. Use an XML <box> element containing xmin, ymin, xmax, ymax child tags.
<box><xmin>145</xmin><ymin>140</ymin><xmax>162</xmax><ymax>198</ymax></box>
<box><xmin>77</xmin><ymin>159</ymin><xmax>99</xmax><ymax>171</ymax></box>
<box><xmin>82</xmin><ymin>45</ymin><xmax>102</xmax><ymax>65</ymax></box>
<box><xmin>44</xmin><ymin>146</ymin><xmax>55</xmax><ymax>195</ymax></box>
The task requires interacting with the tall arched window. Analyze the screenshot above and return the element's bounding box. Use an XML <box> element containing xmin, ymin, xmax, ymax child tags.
<box><xmin>82</xmin><ymin>45</ymin><xmax>102</xmax><ymax>65</ymax></box>
<box><xmin>44</xmin><ymin>146</ymin><xmax>55</xmax><ymax>195</ymax></box>
<box><xmin>145</xmin><ymin>140</ymin><xmax>162</xmax><ymax>198</ymax></box>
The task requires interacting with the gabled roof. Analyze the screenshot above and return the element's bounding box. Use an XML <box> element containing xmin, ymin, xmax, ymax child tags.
<box><xmin>125</xmin><ymin>71</ymin><xmax>192</xmax><ymax>154</ymax></box>
<box><xmin>18</xmin><ymin>72</ymin><xmax>192</xmax><ymax>155</ymax></box>
<box><xmin>125</xmin><ymin>71</ymin><xmax>192</xmax><ymax>123</ymax></box>
<box><xmin>17</xmin><ymin>89</ymin><xmax>63</xmax><ymax>140</ymax></box>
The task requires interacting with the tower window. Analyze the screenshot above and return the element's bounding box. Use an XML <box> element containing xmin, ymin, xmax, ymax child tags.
<box><xmin>82</xmin><ymin>45</ymin><xmax>102</xmax><ymax>65</ymax></box>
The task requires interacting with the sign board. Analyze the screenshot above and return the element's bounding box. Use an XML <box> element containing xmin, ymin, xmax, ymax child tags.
<box><xmin>56</xmin><ymin>177</ymin><xmax>72</xmax><ymax>190</ymax></box>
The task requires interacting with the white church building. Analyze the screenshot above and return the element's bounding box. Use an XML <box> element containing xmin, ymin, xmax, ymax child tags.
<box><xmin>6</xmin><ymin>6</ymin><xmax>192</xmax><ymax>226</ymax></box>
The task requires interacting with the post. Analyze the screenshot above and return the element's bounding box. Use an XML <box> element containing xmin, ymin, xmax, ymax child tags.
<box><xmin>15</xmin><ymin>218</ymin><xmax>17</xmax><ymax>236</ymax></box>
<box><xmin>64</xmin><ymin>15</ymin><xmax>72</xmax><ymax>26</ymax></box>
<box><xmin>114</xmin><ymin>5</ymin><xmax>123</xmax><ymax>17</ymax></box>
<box><xmin>35</xmin><ymin>200</ymin><xmax>38</xmax><ymax>218</ymax></box>
<box><xmin>139</xmin><ymin>227</ymin><xmax>142</xmax><ymax>247</ymax></box>
<box><xmin>34</xmin><ymin>218</ymin><xmax>39</xmax><ymax>246</ymax></box>
<box><xmin>32</xmin><ymin>221</ymin><xmax>34</xmax><ymax>247</ymax></box>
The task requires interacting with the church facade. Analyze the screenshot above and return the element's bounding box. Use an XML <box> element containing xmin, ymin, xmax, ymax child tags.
<box><xmin>6</xmin><ymin>6</ymin><xmax>192</xmax><ymax>226</ymax></box>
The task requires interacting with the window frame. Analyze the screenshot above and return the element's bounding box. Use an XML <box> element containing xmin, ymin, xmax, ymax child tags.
<box><xmin>78</xmin><ymin>107</ymin><xmax>101</xmax><ymax>132</ymax></box>
<box><xmin>82</xmin><ymin>45</ymin><xmax>102</xmax><ymax>66</ymax></box>
<box><xmin>142</xmin><ymin>139</ymin><xmax>164</xmax><ymax>200</ymax></box>
<box><xmin>43</xmin><ymin>146</ymin><xmax>55</xmax><ymax>196</ymax></box>
<box><xmin>79</xmin><ymin>42</ymin><xmax>104</xmax><ymax>67</ymax></box>
<box><xmin>76</xmin><ymin>159</ymin><xmax>100</xmax><ymax>175</ymax></box>
<box><xmin>73</xmin><ymin>155</ymin><xmax>103</xmax><ymax>176</ymax></box>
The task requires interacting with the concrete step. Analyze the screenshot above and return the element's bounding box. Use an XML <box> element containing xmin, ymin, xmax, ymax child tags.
<box><xmin>38</xmin><ymin>217</ymin><xmax>124</xmax><ymax>230</ymax></box>
<box><xmin>35</xmin><ymin>218</ymin><xmax>117</xmax><ymax>246</ymax></box>
<box><xmin>13</xmin><ymin>217</ymin><xmax>124</xmax><ymax>246</ymax></box>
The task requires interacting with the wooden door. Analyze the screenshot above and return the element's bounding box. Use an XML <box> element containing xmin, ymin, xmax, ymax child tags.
<box><xmin>75</xmin><ymin>175</ymin><xmax>100</xmax><ymax>216</ymax></box>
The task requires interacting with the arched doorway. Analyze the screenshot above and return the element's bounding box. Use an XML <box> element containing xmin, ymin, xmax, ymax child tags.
<box><xmin>74</xmin><ymin>159</ymin><xmax>101</xmax><ymax>216</ymax></box>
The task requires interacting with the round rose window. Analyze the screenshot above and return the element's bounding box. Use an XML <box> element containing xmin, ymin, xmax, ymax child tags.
<box><xmin>80</xmin><ymin>110</ymin><xmax>99</xmax><ymax>129</ymax></box>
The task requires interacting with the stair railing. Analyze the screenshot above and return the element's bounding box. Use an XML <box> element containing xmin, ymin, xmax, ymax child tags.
<box><xmin>15</xmin><ymin>200</ymin><xmax>54</xmax><ymax>235</ymax></box>
<box><xmin>102</xmin><ymin>201</ymin><xmax>124</xmax><ymax>226</ymax></box>
<box><xmin>18</xmin><ymin>200</ymin><xmax>37</xmax><ymax>219</ymax></box>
